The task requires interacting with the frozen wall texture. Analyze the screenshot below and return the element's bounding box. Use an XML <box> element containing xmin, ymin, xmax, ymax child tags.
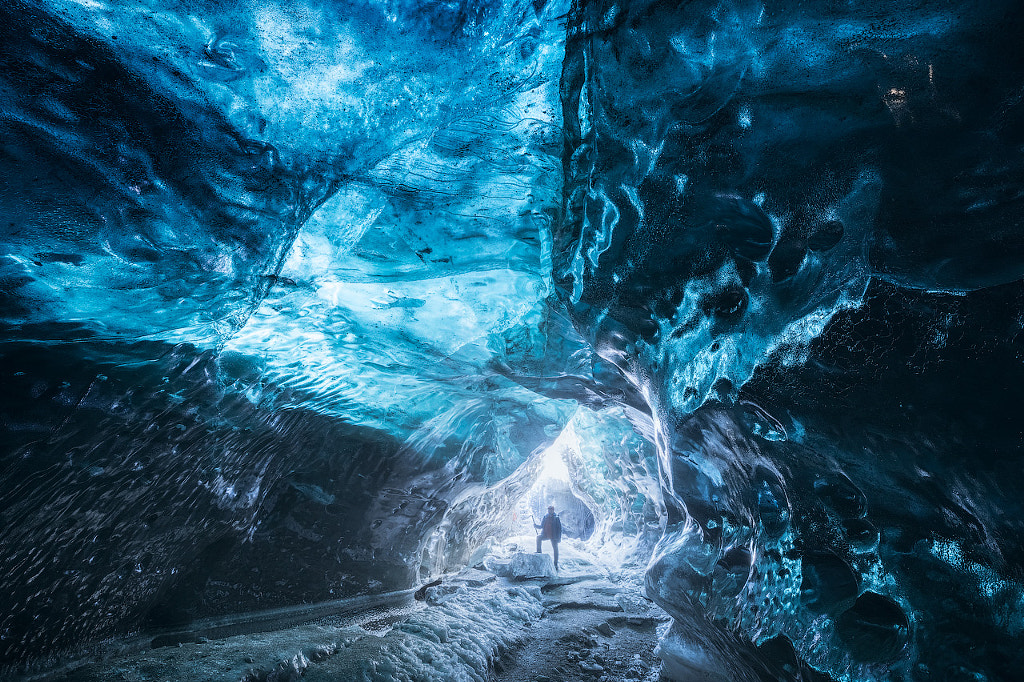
<box><xmin>557</xmin><ymin>0</ymin><xmax>1024</xmax><ymax>680</ymax></box>
<box><xmin>0</xmin><ymin>0</ymin><xmax>1022</xmax><ymax>680</ymax></box>
<box><xmin>0</xmin><ymin>0</ymin><xmax>596</xmax><ymax>667</ymax></box>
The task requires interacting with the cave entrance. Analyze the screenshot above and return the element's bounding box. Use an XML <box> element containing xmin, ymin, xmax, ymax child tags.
<box><xmin>493</xmin><ymin>407</ymin><xmax>664</xmax><ymax>573</ymax></box>
<box><xmin>443</xmin><ymin>408</ymin><xmax>659</xmax><ymax>579</ymax></box>
<box><xmin>511</xmin><ymin>443</ymin><xmax>596</xmax><ymax>542</ymax></box>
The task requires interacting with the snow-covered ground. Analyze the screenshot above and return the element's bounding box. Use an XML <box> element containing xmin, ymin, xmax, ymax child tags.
<box><xmin>46</xmin><ymin>543</ymin><xmax>668</xmax><ymax>682</ymax></box>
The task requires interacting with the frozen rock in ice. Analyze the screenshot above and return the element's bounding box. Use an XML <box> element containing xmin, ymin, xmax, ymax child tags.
<box><xmin>484</xmin><ymin>556</ymin><xmax>513</xmax><ymax>578</ymax></box>
<box><xmin>452</xmin><ymin>568</ymin><xmax>497</xmax><ymax>588</ymax></box>
<box><xmin>425</xmin><ymin>584</ymin><xmax>463</xmax><ymax>606</ymax></box>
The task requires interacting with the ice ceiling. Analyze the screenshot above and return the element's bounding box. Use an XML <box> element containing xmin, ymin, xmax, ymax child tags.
<box><xmin>1</xmin><ymin>0</ymin><xmax>1022</xmax><ymax>680</ymax></box>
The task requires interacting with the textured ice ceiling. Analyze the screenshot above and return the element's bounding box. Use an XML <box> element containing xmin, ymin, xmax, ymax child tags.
<box><xmin>1</xmin><ymin>0</ymin><xmax>1022</xmax><ymax>680</ymax></box>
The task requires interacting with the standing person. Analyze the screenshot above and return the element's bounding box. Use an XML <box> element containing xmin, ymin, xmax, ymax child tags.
<box><xmin>535</xmin><ymin>505</ymin><xmax>562</xmax><ymax>571</ymax></box>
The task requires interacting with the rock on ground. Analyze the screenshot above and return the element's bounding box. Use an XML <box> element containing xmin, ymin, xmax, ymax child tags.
<box><xmin>509</xmin><ymin>551</ymin><xmax>557</xmax><ymax>580</ymax></box>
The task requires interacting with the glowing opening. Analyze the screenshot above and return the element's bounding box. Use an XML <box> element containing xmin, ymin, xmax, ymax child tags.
<box><xmin>537</xmin><ymin>441</ymin><xmax>570</xmax><ymax>484</ymax></box>
<box><xmin>505</xmin><ymin>431</ymin><xmax>597</xmax><ymax>544</ymax></box>
<box><xmin>453</xmin><ymin>407</ymin><xmax>658</xmax><ymax>578</ymax></box>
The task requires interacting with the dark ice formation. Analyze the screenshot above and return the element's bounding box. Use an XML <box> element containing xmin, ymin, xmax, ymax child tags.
<box><xmin>1</xmin><ymin>0</ymin><xmax>1022</xmax><ymax>680</ymax></box>
<box><xmin>557</xmin><ymin>0</ymin><xmax>1024</xmax><ymax>679</ymax></box>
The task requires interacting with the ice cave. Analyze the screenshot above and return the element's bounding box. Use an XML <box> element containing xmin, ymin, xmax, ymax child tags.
<box><xmin>1</xmin><ymin>0</ymin><xmax>1022</xmax><ymax>680</ymax></box>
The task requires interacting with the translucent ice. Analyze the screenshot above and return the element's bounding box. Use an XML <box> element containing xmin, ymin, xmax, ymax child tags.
<box><xmin>1</xmin><ymin>0</ymin><xmax>1023</xmax><ymax>680</ymax></box>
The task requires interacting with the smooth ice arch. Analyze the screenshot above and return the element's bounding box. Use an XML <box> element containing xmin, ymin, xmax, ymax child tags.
<box><xmin>1</xmin><ymin>0</ymin><xmax>1023</xmax><ymax>680</ymax></box>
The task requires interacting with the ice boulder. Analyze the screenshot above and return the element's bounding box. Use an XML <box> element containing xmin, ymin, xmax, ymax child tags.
<box><xmin>509</xmin><ymin>552</ymin><xmax>556</xmax><ymax>580</ymax></box>
<box><xmin>483</xmin><ymin>556</ymin><xmax>513</xmax><ymax>578</ymax></box>
<box><xmin>452</xmin><ymin>568</ymin><xmax>497</xmax><ymax>588</ymax></box>
<box><xmin>424</xmin><ymin>584</ymin><xmax>463</xmax><ymax>606</ymax></box>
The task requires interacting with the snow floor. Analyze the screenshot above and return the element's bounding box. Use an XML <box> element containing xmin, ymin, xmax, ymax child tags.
<box><xmin>42</xmin><ymin>541</ymin><xmax>668</xmax><ymax>682</ymax></box>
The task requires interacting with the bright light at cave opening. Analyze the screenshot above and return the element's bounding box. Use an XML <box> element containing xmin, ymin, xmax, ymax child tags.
<box><xmin>537</xmin><ymin>440</ymin><xmax>570</xmax><ymax>484</ymax></box>
<box><xmin>504</xmin><ymin>415</ymin><xmax>605</xmax><ymax>549</ymax></box>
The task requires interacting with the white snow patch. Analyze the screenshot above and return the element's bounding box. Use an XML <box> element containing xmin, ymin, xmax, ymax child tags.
<box><xmin>305</xmin><ymin>583</ymin><xmax>542</xmax><ymax>682</ymax></box>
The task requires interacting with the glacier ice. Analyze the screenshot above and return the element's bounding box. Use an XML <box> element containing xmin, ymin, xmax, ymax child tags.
<box><xmin>555</xmin><ymin>0</ymin><xmax>1024</xmax><ymax>679</ymax></box>
<box><xmin>1</xmin><ymin>0</ymin><xmax>1023</xmax><ymax>680</ymax></box>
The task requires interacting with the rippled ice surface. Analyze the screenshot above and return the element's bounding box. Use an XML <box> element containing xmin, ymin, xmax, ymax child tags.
<box><xmin>1</xmin><ymin>0</ymin><xmax>1024</xmax><ymax>680</ymax></box>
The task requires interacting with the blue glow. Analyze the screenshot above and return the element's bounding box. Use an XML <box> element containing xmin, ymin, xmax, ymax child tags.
<box><xmin>1</xmin><ymin>0</ymin><xmax>1023</xmax><ymax>679</ymax></box>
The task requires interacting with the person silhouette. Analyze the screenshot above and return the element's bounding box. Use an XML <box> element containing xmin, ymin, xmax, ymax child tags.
<box><xmin>534</xmin><ymin>505</ymin><xmax>562</xmax><ymax>570</ymax></box>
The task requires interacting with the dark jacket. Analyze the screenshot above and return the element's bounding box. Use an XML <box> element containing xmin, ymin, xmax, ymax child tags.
<box><xmin>539</xmin><ymin>512</ymin><xmax>562</xmax><ymax>542</ymax></box>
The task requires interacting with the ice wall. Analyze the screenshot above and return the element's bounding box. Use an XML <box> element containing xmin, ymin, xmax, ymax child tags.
<box><xmin>557</xmin><ymin>0</ymin><xmax>1024</xmax><ymax>680</ymax></box>
<box><xmin>0</xmin><ymin>0</ymin><xmax>595</xmax><ymax>668</ymax></box>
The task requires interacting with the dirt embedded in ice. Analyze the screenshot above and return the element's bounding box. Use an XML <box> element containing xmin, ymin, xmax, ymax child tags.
<box><xmin>489</xmin><ymin>607</ymin><xmax>668</xmax><ymax>682</ymax></box>
<box><xmin>489</xmin><ymin>540</ymin><xmax>669</xmax><ymax>682</ymax></box>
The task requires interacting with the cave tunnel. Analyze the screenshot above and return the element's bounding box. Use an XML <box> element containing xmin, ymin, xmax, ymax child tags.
<box><xmin>1</xmin><ymin>0</ymin><xmax>1023</xmax><ymax>680</ymax></box>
